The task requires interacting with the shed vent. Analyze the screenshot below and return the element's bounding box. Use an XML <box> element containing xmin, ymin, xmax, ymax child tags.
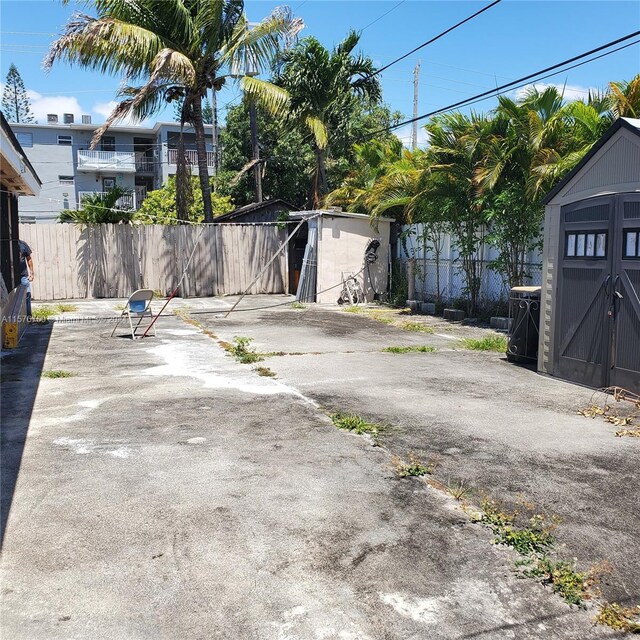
<box><xmin>81</xmin><ymin>115</ymin><xmax>92</xmax><ymax>124</ymax></box>
<box><xmin>47</xmin><ymin>114</ymin><xmax>58</xmax><ymax>123</ymax></box>
<box><xmin>63</xmin><ymin>113</ymin><xmax>74</xmax><ymax>124</ymax></box>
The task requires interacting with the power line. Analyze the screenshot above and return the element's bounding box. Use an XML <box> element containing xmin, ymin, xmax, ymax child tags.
<box><xmin>368</xmin><ymin>31</ymin><xmax>640</xmax><ymax>138</ymax></box>
<box><xmin>361</xmin><ymin>0</ymin><xmax>407</xmax><ymax>32</ymax></box>
<box><xmin>372</xmin><ymin>0</ymin><xmax>503</xmax><ymax>77</ymax></box>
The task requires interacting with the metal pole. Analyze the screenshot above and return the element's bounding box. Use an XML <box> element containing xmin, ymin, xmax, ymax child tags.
<box><xmin>249</xmin><ymin>97</ymin><xmax>262</xmax><ymax>203</ymax></box>
<box><xmin>211</xmin><ymin>88</ymin><xmax>219</xmax><ymax>175</ymax></box>
<box><xmin>411</xmin><ymin>62</ymin><xmax>420</xmax><ymax>151</ymax></box>
<box><xmin>224</xmin><ymin>217</ymin><xmax>310</xmax><ymax>318</ymax></box>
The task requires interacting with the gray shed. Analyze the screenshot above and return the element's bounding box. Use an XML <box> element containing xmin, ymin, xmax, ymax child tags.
<box><xmin>539</xmin><ymin>117</ymin><xmax>640</xmax><ymax>392</ymax></box>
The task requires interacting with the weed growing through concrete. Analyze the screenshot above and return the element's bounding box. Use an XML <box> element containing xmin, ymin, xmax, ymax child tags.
<box><xmin>330</xmin><ymin>412</ymin><xmax>383</xmax><ymax>441</ymax></box>
<box><xmin>446</xmin><ymin>479</ymin><xmax>470</xmax><ymax>501</ymax></box>
<box><xmin>114</xmin><ymin>304</ymin><xmax>126</xmax><ymax>311</ymax></box>
<box><xmin>31</xmin><ymin>306</ymin><xmax>57</xmax><ymax>321</ymax></box>
<box><xmin>401</xmin><ymin>322</ymin><xmax>435</xmax><ymax>334</ymax></box>
<box><xmin>229</xmin><ymin>337</ymin><xmax>264</xmax><ymax>364</ymax></box>
<box><xmin>152</xmin><ymin>289</ymin><xmax>166</xmax><ymax>299</ymax></box>
<box><xmin>595</xmin><ymin>602</ymin><xmax>640</xmax><ymax>633</ymax></box>
<box><xmin>54</xmin><ymin>303</ymin><xmax>78</xmax><ymax>313</ymax></box>
<box><xmin>460</xmin><ymin>336</ymin><xmax>508</xmax><ymax>352</ymax></box>
<box><xmin>344</xmin><ymin>306</ymin><xmax>363</xmax><ymax>313</ymax></box>
<box><xmin>521</xmin><ymin>557</ymin><xmax>589</xmax><ymax>607</ymax></box>
<box><xmin>42</xmin><ymin>370</ymin><xmax>75</xmax><ymax>378</ymax></box>
<box><xmin>393</xmin><ymin>454</ymin><xmax>435</xmax><ymax>477</ymax></box>
<box><xmin>254</xmin><ymin>366</ymin><xmax>276</xmax><ymax>378</ymax></box>
<box><xmin>371</xmin><ymin>314</ymin><xmax>393</xmax><ymax>325</ymax></box>
<box><xmin>381</xmin><ymin>345</ymin><xmax>436</xmax><ymax>354</ymax></box>
<box><xmin>290</xmin><ymin>301</ymin><xmax>307</xmax><ymax>309</ymax></box>
<box><xmin>476</xmin><ymin>499</ymin><xmax>556</xmax><ymax>555</ymax></box>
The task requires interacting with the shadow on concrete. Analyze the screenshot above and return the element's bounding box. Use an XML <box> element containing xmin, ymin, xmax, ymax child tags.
<box><xmin>1</xmin><ymin>321</ymin><xmax>53</xmax><ymax>547</ymax></box>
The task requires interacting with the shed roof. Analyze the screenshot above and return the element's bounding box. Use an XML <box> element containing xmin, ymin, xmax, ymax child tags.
<box><xmin>214</xmin><ymin>199</ymin><xmax>297</xmax><ymax>222</ymax></box>
<box><xmin>291</xmin><ymin>209</ymin><xmax>395</xmax><ymax>223</ymax></box>
<box><xmin>542</xmin><ymin>117</ymin><xmax>640</xmax><ymax>205</ymax></box>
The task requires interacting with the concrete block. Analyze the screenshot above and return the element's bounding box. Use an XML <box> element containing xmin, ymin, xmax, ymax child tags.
<box><xmin>490</xmin><ymin>316</ymin><xmax>512</xmax><ymax>331</ymax></box>
<box><xmin>420</xmin><ymin>302</ymin><xmax>436</xmax><ymax>315</ymax></box>
<box><xmin>443</xmin><ymin>308</ymin><xmax>464</xmax><ymax>322</ymax></box>
<box><xmin>406</xmin><ymin>300</ymin><xmax>419</xmax><ymax>312</ymax></box>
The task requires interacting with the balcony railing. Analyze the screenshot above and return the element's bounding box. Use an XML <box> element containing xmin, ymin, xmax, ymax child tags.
<box><xmin>168</xmin><ymin>148</ymin><xmax>215</xmax><ymax>167</ymax></box>
<box><xmin>135</xmin><ymin>152</ymin><xmax>155</xmax><ymax>172</ymax></box>
<box><xmin>77</xmin><ymin>150</ymin><xmax>137</xmax><ymax>172</ymax></box>
<box><xmin>78</xmin><ymin>191</ymin><xmax>137</xmax><ymax>210</ymax></box>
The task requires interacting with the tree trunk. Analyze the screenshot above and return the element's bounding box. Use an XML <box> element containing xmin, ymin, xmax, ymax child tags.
<box><xmin>191</xmin><ymin>97</ymin><xmax>214</xmax><ymax>222</ymax></box>
<box><xmin>311</xmin><ymin>146</ymin><xmax>327</xmax><ymax>209</ymax></box>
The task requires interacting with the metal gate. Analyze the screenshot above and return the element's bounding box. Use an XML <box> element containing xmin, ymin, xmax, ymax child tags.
<box><xmin>555</xmin><ymin>194</ymin><xmax>640</xmax><ymax>392</ymax></box>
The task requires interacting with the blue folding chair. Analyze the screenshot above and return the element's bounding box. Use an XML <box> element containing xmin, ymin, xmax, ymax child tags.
<box><xmin>111</xmin><ymin>289</ymin><xmax>156</xmax><ymax>339</ymax></box>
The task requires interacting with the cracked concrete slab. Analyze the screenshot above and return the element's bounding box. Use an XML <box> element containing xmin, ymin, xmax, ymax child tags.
<box><xmin>0</xmin><ymin>300</ymin><xmax>631</xmax><ymax>639</ymax></box>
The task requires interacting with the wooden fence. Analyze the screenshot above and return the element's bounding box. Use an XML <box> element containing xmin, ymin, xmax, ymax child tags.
<box><xmin>19</xmin><ymin>223</ymin><xmax>288</xmax><ymax>300</ymax></box>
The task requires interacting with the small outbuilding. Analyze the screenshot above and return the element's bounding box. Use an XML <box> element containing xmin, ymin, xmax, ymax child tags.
<box><xmin>539</xmin><ymin>118</ymin><xmax>640</xmax><ymax>392</ymax></box>
<box><xmin>291</xmin><ymin>209</ymin><xmax>392</xmax><ymax>304</ymax></box>
<box><xmin>214</xmin><ymin>199</ymin><xmax>296</xmax><ymax>224</ymax></box>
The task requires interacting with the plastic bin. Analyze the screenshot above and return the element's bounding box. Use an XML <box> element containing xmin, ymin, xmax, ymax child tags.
<box><xmin>507</xmin><ymin>286</ymin><xmax>541</xmax><ymax>364</ymax></box>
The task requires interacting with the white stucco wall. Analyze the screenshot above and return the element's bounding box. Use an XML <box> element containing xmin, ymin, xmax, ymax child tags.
<box><xmin>316</xmin><ymin>215</ymin><xmax>390</xmax><ymax>304</ymax></box>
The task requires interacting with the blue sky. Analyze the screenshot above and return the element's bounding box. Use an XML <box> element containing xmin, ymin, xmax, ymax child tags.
<box><xmin>1</xmin><ymin>1</ymin><xmax>638</xmax><ymax>144</ymax></box>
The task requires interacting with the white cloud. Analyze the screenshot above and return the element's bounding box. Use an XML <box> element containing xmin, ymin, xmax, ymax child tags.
<box><xmin>394</xmin><ymin>122</ymin><xmax>430</xmax><ymax>150</ymax></box>
<box><xmin>26</xmin><ymin>89</ymin><xmax>86</xmax><ymax>123</ymax></box>
<box><xmin>513</xmin><ymin>82</ymin><xmax>597</xmax><ymax>103</ymax></box>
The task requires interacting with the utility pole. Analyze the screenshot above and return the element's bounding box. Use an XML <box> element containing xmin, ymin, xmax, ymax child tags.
<box><xmin>211</xmin><ymin>87</ymin><xmax>219</xmax><ymax>175</ymax></box>
<box><xmin>411</xmin><ymin>61</ymin><xmax>420</xmax><ymax>151</ymax></box>
<box><xmin>249</xmin><ymin>97</ymin><xmax>263</xmax><ymax>203</ymax></box>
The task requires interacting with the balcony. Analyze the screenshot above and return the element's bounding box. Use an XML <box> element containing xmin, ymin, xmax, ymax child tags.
<box><xmin>77</xmin><ymin>150</ymin><xmax>137</xmax><ymax>173</ymax></box>
<box><xmin>167</xmin><ymin>148</ymin><xmax>215</xmax><ymax>167</ymax></box>
<box><xmin>78</xmin><ymin>191</ymin><xmax>137</xmax><ymax>210</ymax></box>
<box><xmin>135</xmin><ymin>152</ymin><xmax>154</xmax><ymax>173</ymax></box>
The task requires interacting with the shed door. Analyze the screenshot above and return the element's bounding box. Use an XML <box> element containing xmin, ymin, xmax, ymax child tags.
<box><xmin>611</xmin><ymin>195</ymin><xmax>640</xmax><ymax>392</ymax></box>
<box><xmin>555</xmin><ymin>198</ymin><xmax>613</xmax><ymax>388</ymax></box>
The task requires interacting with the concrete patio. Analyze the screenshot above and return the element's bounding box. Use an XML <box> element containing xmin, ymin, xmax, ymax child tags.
<box><xmin>1</xmin><ymin>296</ymin><xmax>636</xmax><ymax>639</ymax></box>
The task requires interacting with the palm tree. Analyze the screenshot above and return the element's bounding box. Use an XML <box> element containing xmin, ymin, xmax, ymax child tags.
<box><xmin>267</xmin><ymin>30</ymin><xmax>381</xmax><ymax>208</ymax></box>
<box><xmin>46</xmin><ymin>0</ymin><xmax>293</xmax><ymax>222</ymax></box>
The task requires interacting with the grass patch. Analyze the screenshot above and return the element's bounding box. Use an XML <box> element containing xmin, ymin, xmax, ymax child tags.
<box><xmin>42</xmin><ymin>370</ymin><xmax>75</xmax><ymax>378</ymax></box>
<box><xmin>54</xmin><ymin>303</ymin><xmax>78</xmax><ymax>313</ymax></box>
<box><xmin>228</xmin><ymin>336</ymin><xmax>263</xmax><ymax>364</ymax></box>
<box><xmin>595</xmin><ymin>602</ymin><xmax>640</xmax><ymax>633</ymax></box>
<box><xmin>344</xmin><ymin>305</ymin><xmax>363</xmax><ymax>313</ymax></box>
<box><xmin>31</xmin><ymin>306</ymin><xmax>57</xmax><ymax>321</ymax></box>
<box><xmin>371</xmin><ymin>314</ymin><xmax>393</xmax><ymax>325</ymax></box>
<box><xmin>152</xmin><ymin>289</ymin><xmax>166</xmax><ymax>299</ymax></box>
<box><xmin>446</xmin><ymin>479</ymin><xmax>470</xmax><ymax>501</ymax></box>
<box><xmin>476</xmin><ymin>499</ymin><xmax>555</xmax><ymax>555</ymax></box>
<box><xmin>290</xmin><ymin>301</ymin><xmax>307</xmax><ymax>309</ymax></box>
<box><xmin>381</xmin><ymin>345</ymin><xmax>436</xmax><ymax>354</ymax></box>
<box><xmin>521</xmin><ymin>557</ymin><xmax>589</xmax><ymax>607</ymax></box>
<box><xmin>330</xmin><ymin>412</ymin><xmax>383</xmax><ymax>440</ymax></box>
<box><xmin>460</xmin><ymin>335</ymin><xmax>508</xmax><ymax>352</ymax></box>
<box><xmin>254</xmin><ymin>366</ymin><xmax>276</xmax><ymax>378</ymax></box>
<box><xmin>393</xmin><ymin>454</ymin><xmax>435</xmax><ymax>478</ymax></box>
<box><xmin>401</xmin><ymin>322</ymin><xmax>435</xmax><ymax>334</ymax></box>
<box><xmin>114</xmin><ymin>303</ymin><xmax>126</xmax><ymax>311</ymax></box>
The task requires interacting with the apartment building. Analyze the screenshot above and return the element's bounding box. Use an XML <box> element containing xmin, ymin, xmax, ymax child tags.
<box><xmin>11</xmin><ymin>114</ymin><xmax>215</xmax><ymax>223</ymax></box>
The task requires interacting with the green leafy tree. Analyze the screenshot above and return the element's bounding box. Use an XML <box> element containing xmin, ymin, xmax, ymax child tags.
<box><xmin>174</xmin><ymin>97</ymin><xmax>213</xmax><ymax>124</ymax></box>
<box><xmin>59</xmin><ymin>187</ymin><xmax>135</xmax><ymax>224</ymax></box>
<box><xmin>218</xmin><ymin>98</ymin><xmax>314</xmax><ymax>207</ymax></box>
<box><xmin>268</xmin><ymin>30</ymin><xmax>382</xmax><ymax>207</ymax></box>
<box><xmin>2</xmin><ymin>63</ymin><xmax>35</xmax><ymax>123</ymax></box>
<box><xmin>136</xmin><ymin>177</ymin><xmax>233</xmax><ymax>224</ymax></box>
<box><xmin>47</xmin><ymin>0</ymin><xmax>294</xmax><ymax>222</ymax></box>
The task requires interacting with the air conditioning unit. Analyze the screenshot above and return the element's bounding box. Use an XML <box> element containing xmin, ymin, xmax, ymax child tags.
<box><xmin>63</xmin><ymin>113</ymin><xmax>74</xmax><ymax>124</ymax></box>
<box><xmin>81</xmin><ymin>114</ymin><xmax>92</xmax><ymax>124</ymax></box>
<box><xmin>47</xmin><ymin>114</ymin><xmax>58</xmax><ymax>123</ymax></box>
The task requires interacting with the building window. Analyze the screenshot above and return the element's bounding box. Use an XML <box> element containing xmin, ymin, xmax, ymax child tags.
<box><xmin>565</xmin><ymin>231</ymin><xmax>607</xmax><ymax>259</ymax></box>
<box><xmin>16</xmin><ymin>132</ymin><xmax>33</xmax><ymax>147</ymax></box>
<box><xmin>101</xmin><ymin>136</ymin><xmax>116</xmax><ymax>152</ymax></box>
<box><xmin>623</xmin><ymin>229</ymin><xmax>640</xmax><ymax>259</ymax></box>
<box><xmin>59</xmin><ymin>175</ymin><xmax>74</xmax><ymax>185</ymax></box>
<box><xmin>57</xmin><ymin>135</ymin><xmax>73</xmax><ymax>145</ymax></box>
